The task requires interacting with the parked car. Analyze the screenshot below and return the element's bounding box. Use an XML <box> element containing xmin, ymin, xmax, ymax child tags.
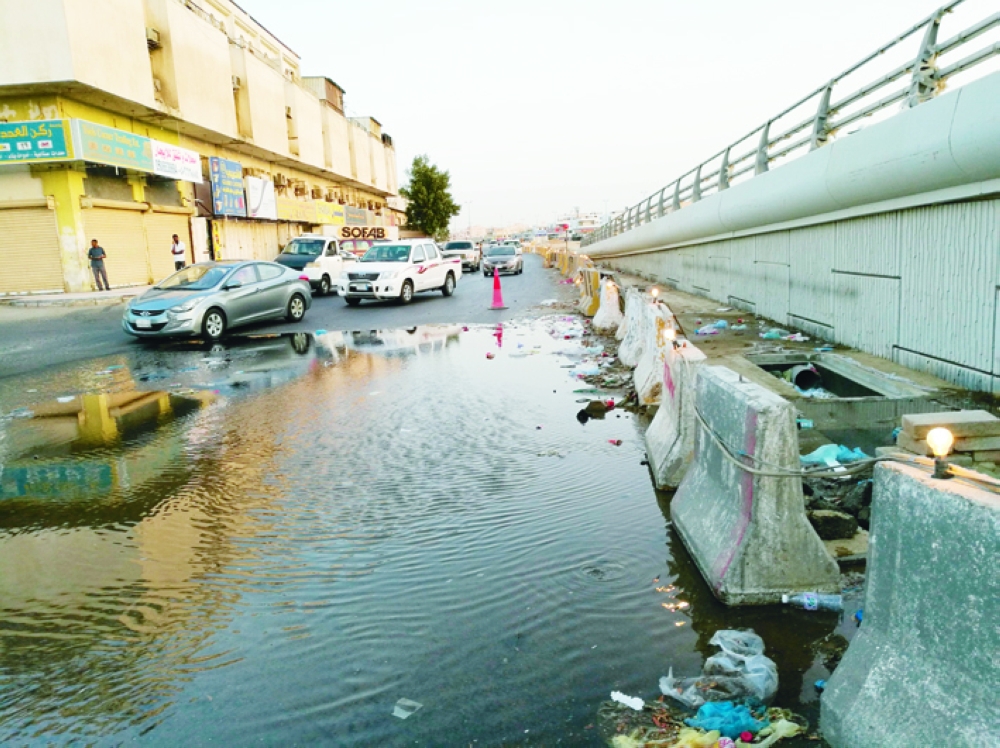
<box><xmin>335</xmin><ymin>239</ymin><xmax>463</xmax><ymax>305</ymax></box>
<box><xmin>501</xmin><ymin>239</ymin><xmax>523</xmax><ymax>253</ymax></box>
<box><xmin>482</xmin><ymin>245</ymin><xmax>523</xmax><ymax>276</ymax></box>
<box><xmin>123</xmin><ymin>261</ymin><xmax>312</xmax><ymax>341</ymax></box>
<box><xmin>274</xmin><ymin>233</ymin><xmax>356</xmax><ymax>295</ymax></box>
<box><xmin>441</xmin><ymin>240</ymin><xmax>481</xmax><ymax>271</ymax></box>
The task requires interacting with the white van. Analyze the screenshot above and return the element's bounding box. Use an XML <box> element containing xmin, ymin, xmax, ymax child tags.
<box><xmin>274</xmin><ymin>234</ymin><xmax>357</xmax><ymax>296</ymax></box>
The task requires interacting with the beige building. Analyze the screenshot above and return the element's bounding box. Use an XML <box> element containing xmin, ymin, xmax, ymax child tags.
<box><xmin>0</xmin><ymin>0</ymin><xmax>402</xmax><ymax>294</ymax></box>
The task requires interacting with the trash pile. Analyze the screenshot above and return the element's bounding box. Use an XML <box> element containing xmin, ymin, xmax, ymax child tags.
<box><xmin>549</xmin><ymin>314</ymin><xmax>638</xmax><ymax>394</ymax></box>
<box><xmin>599</xmin><ymin>630</ymin><xmax>811</xmax><ymax>747</ymax></box>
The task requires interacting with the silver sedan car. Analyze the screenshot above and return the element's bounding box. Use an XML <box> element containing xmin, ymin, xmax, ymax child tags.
<box><xmin>122</xmin><ymin>261</ymin><xmax>312</xmax><ymax>341</ymax></box>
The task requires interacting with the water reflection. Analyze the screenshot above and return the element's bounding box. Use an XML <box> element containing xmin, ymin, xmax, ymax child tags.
<box><xmin>0</xmin><ymin>323</ymin><xmax>848</xmax><ymax>744</ymax></box>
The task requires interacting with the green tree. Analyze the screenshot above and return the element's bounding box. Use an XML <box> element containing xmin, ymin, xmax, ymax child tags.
<box><xmin>399</xmin><ymin>155</ymin><xmax>460</xmax><ymax>241</ymax></box>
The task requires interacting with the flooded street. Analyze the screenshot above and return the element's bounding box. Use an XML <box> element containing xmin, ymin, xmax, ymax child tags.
<box><xmin>0</xmin><ymin>321</ymin><xmax>855</xmax><ymax>746</ymax></box>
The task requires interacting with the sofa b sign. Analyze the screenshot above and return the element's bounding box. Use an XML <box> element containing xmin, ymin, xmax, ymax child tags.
<box><xmin>339</xmin><ymin>226</ymin><xmax>392</xmax><ymax>240</ymax></box>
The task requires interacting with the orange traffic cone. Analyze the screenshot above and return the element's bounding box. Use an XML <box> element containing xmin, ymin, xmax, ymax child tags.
<box><xmin>490</xmin><ymin>267</ymin><xmax>507</xmax><ymax>310</ymax></box>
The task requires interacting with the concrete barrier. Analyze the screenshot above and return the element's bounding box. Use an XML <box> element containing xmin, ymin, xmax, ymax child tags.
<box><xmin>617</xmin><ymin>287</ymin><xmax>648</xmax><ymax>367</ymax></box>
<box><xmin>671</xmin><ymin>366</ymin><xmax>840</xmax><ymax>605</ymax></box>
<box><xmin>633</xmin><ymin>304</ymin><xmax>675</xmax><ymax>406</ymax></box>
<box><xmin>820</xmin><ymin>461</ymin><xmax>1000</xmax><ymax>747</ymax></box>
<box><xmin>593</xmin><ymin>279</ymin><xmax>624</xmax><ymax>333</ymax></box>
<box><xmin>578</xmin><ymin>268</ymin><xmax>601</xmax><ymax>317</ymax></box>
<box><xmin>645</xmin><ymin>334</ymin><xmax>707</xmax><ymax>488</ymax></box>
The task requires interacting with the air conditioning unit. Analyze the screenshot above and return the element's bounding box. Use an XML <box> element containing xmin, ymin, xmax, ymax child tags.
<box><xmin>294</xmin><ymin>184</ymin><xmax>307</xmax><ymax>196</ymax></box>
<box><xmin>145</xmin><ymin>27</ymin><xmax>161</xmax><ymax>49</ymax></box>
<box><xmin>232</xmin><ymin>75</ymin><xmax>242</xmax><ymax>91</ymax></box>
<box><xmin>325</xmin><ymin>188</ymin><xmax>337</xmax><ymax>202</ymax></box>
<box><xmin>311</xmin><ymin>187</ymin><xmax>323</xmax><ymax>199</ymax></box>
<box><xmin>273</xmin><ymin>174</ymin><xmax>288</xmax><ymax>187</ymax></box>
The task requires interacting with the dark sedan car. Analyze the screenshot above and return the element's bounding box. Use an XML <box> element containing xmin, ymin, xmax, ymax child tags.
<box><xmin>482</xmin><ymin>245</ymin><xmax>523</xmax><ymax>276</ymax></box>
<box><xmin>123</xmin><ymin>261</ymin><xmax>312</xmax><ymax>341</ymax></box>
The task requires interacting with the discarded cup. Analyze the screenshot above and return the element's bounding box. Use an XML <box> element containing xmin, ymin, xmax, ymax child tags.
<box><xmin>486</xmin><ymin>352</ymin><xmax>495</xmax><ymax>359</ymax></box>
<box><xmin>782</xmin><ymin>592</ymin><xmax>843</xmax><ymax>612</ymax></box>
<box><xmin>608</xmin><ymin>439</ymin><xmax>622</xmax><ymax>446</ymax></box>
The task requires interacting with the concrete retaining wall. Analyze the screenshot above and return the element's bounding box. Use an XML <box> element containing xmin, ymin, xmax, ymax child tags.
<box><xmin>820</xmin><ymin>461</ymin><xmax>1000</xmax><ymax>747</ymax></box>
<box><xmin>645</xmin><ymin>335</ymin><xmax>707</xmax><ymax>488</ymax></box>
<box><xmin>586</xmin><ymin>71</ymin><xmax>1000</xmax><ymax>394</ymax></box>
<box><xmin>671</xmin><ymin>366</ymin><xmax>840</xmax><ymax>605</ymax></box>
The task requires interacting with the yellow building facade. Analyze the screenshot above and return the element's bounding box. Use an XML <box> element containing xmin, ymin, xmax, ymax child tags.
<box><xmin>0</xmin><ymin>0</ymin><xmax>402</xmax><ymax>294</ymax></box>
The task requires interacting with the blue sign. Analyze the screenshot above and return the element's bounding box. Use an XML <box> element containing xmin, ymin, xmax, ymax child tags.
<box><xmin>209</xmin><ymin>156</ymin><xmax>247</xmax><ymax>217</ymax></box>
<box><xmin>0</xmin><ymin>119</ymin><xmax>71</xmax><ymax>162</ymax></box>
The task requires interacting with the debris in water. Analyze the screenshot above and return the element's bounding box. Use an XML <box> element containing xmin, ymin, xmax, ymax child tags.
<box><xmin>609</xmin><ymin>439</ymin><xmax>623</xmax><ymax>446</ymax></box>
<box><xmin>486</xmin><ymin>352</ymin><xmax>495</xmax><ymax>359</ymax></box>
<box><xmin>610</xmin><ymin>691</ymin><xmax>645</xmax><ymax>711</ymax></box>
<box><xmin>392</xmin><ymin>698</ymin><xmax>423</xmax><ymax>719</ymax></box>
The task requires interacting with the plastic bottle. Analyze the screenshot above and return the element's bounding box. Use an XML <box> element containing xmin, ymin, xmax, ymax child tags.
<box><xmin>781</xmin><ymin>592</ymin><xmax>843</xmax><ymax>612</ymax></box>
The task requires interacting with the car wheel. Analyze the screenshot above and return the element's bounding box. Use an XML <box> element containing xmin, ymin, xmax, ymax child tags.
<box><xmin>345</xmin><ymin>297</ymin><xmax>361</xmax><ymax>307</ymax></box>
<box><xmin>202</xmin><ymin>308</ymin><xmax>226</xmax><ymax>341</ymax></box>
<box><xmin>319</xmin><ymin>275</ymin><xmax>331</xmax><ymax>296</ymax></box>
<box><xmin>399</xmin><ymin>280</ymin><xmax>414</xmax><ymax>304</ymax></box>
<box><xmin>442</xmin><ymin>273</ymin><xmax>455</xmax><ymax>297</ymax></box>
<box><xmin>286</xmin><ymin>293</ymin><xmax>306</xmax><ymax>322</ymax></box>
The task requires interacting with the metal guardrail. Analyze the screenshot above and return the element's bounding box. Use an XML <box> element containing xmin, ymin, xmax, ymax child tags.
<box><xmin>584</xmin><ymin>1</ymin><xmax>1000</xmax><ymax>248</ymax></box>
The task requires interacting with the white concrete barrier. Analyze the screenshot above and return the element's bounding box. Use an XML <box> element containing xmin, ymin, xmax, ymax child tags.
<box><xmin>671</xmin><ymin>366</ymin><xmax>840</xmax><ymax>605</ymax></box>
<box><xmin>645</xmin><ymin>336</ymin><xmax>707</xmax><ymax>489</ymax></box>
<box><xmin>633</xmin><ymin>303</ymin><xmax>674</xmax><ymax>406</ymax></box>
<box><xmin>820</xmin><ymin>461</ymin><xmax>1000</xmax><ymax>748</ymax></box>
<box><xmin>593</xmin><ymin>279</ymin><xmax>624</xmax><ymax>332</ymax></box>
<box><xmin>616</xmin><ymin>287</ymin><xmax>647</xmax><ymax>367</ymax></box>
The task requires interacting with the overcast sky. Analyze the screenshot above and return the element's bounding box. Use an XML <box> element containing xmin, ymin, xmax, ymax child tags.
<box><xmin>237</xmin><ymin>0</ymin><xmax>990</xmax><ymax>229</ymax></box>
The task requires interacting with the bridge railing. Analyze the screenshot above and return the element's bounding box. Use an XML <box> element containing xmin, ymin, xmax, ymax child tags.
<box><xmin>585</xmin><ymin>0</ymin><xmax>1000</xmax><ymax>248</ymax></box>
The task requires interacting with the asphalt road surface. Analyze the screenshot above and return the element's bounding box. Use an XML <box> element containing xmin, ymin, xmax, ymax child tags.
<box><xmin>0</xmin><ymin>253</ymin><xmax>573</xmax><ymax>380</ymax></box>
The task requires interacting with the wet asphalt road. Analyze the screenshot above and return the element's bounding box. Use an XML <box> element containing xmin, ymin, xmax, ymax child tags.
<box><xmin>0</xmin><ymin>254</ymin><xmax>569</xmax><ymax>380</ymax></box>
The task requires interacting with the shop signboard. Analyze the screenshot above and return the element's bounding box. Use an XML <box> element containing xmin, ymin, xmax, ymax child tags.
<box><xmin>73</xmin><ymin>119</ymin><xmax>153</xmax><ymax>171</ymax></box>
<box><xmin>245</xmin><ymin>176</ymin><xmax>278</xmax><ymax>220</ymax></box>
<box><xmin>151</xmin><ymin>140</ymin><xmax>202</xmax><ymax>182</ymax></box>
<box><xmin>338</xmin><ymin>225</ymin><xmax>397</xmax><ymax>241</ymax></box>
<box><xmin>314</xmin><ymin>201</ymin><xmax>346</xmax><ymax>225</ymax></box>
<box><xmin>0</xmin><ymin>119</ymin><xmax>72</xmax><ymax>162</ymax></box>
<box><xmin>209</xmin><ymin>156</ymin><xmax>246</xmax><ymax>217</ymax></box>
<box><xmin>345</xmin><ymin>206</ymin><xmax>367</xmax><ymax>225</ymax></box>
<box><xmin>276</xmin><ymin>196</ymin><xmax>318</xmax><ymax>223</ymax></box>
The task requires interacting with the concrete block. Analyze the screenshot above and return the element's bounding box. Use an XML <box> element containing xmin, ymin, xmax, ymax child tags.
<box><xmin>900</xmin><ymin>432</ymin><xmax>1000</xmax><ymax>455</ymax></box>
<box><xmin>634</xmin><ymin>305</ymin><xmax>675</xmax><ymax>406</ymax></box>
<box><xmin>901</xmin><ymin>409</ymin><xmax>1000</xmax><ymax>439</ymax></box>
<box><xmin>645</xmin><ymin>340</ymin><xmax>707</xmax><ymax>489</ymax></box>
<box><xmin>671</xmin><ymin>366</ymin><xmax>840</xmax><ymax>605</ymax></box>
<box><xmin>616</xmin><ymin>287</ymin><xmax>646</xmax><ymax>366</ymax></box>
<box><xmin>973</xmin><ymin>449</ymin><xmax>1000</xmax><ymax>463</ymax></box>
<box><xmin>896</xmin><ymin>431</ymin><xmax>932</xmax><ymax>456</ymax></box>
<box><xmin>808</xmin><ymin>510</ymin><xmax>858</xmax><ymax>540</ymax></box>
<box><xmin>593</xmin><ymin>280</ymin><xmax>624</xmax><ymax>332</ymax></box>
<box><xmin>820</xmin><ymin>461</ymin><xmax>1000</xmax><ymax>748</ymax></box>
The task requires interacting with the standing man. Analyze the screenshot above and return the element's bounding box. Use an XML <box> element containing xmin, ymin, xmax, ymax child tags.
<box><xmin>171</xmin><ymin>233</ymin><xmax>187</xmax><ymax>271</ymax></box>
<box><xmin>88</xmin><ymin>239</ymin><xmax>109</xmax><ymax>291</ymax></box>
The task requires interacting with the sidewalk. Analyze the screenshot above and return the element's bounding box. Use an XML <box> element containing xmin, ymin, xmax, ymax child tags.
<box><xmin>0</xmin><ymin>285</ymin><xmax>151</xmax><ymax>308</ymax></box>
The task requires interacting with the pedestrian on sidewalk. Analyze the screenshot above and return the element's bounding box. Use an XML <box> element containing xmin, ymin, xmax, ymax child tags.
<box><xmin>171</xmin><ymin>234</ymin><xmax>187</xmax><ymax>271</ymax></box>
<box><xmin>88</xmin><ymin>239</ymin><xmax>109</xmax><ymax>291</ymax></box>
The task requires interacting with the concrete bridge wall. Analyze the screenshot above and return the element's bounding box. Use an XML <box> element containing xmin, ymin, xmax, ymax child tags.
<box><xmin>587</xmin><ymin>72</ymin><xmax>1000</xmax><ymax>394</ymax></box>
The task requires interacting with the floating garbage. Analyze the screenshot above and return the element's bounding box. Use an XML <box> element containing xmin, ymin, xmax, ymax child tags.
<box><xmin>660</xmin><ymin>630</ymin><xmax>778</xmax><ymax>708</ymax></box>
<box><xmin>685</xmin><ymin>701</ymin><xmax>768</xmax><ymax>739</ymax></box>
<box><xmin>782</xmin><ymin>592</ymin><xmax>843</xmax><ymax>612</ymax></box>
<box><xmin>391</xmin><ymin>698</ymin><xmax>422</xmax><ymax>719</ymax></box>
<box><xmin>610</xmin><ymin>691</ymin><xmax>644</xmax><ymax>711</ymax></box>
<box><xmin>695</xmin><ymin>326</ymin><xmax>720</xmax><ymax>336</ymax></box>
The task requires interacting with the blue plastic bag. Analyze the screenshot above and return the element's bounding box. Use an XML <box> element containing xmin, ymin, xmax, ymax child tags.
<box><xmin>801</xmin><ymin>444</ymin><xmax>870</xmax><ymax>465</ymax></box>
<box><xmin>685</xmin><ymin>701</ymin><xmax>768</xmax><ymax>739</ymax></box>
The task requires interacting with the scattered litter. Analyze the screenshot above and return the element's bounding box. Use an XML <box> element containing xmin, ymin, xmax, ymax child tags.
<box><xmin>796</xmin><ymin>418</ymin><xmax>814</xmax><ymax>429</ymax></box>
<box><xmin>486</xmin><ymin>352</ymin><xmax>495</xmax><ymax>360</ymax></box>
<box><xmin>391</xmin><ymin>698</ymin><xmax>423</xmax><ymax>720</ymax></box>
<box><xmin>696</xmin><ymin>326</ymin><xmax>720</xmax><ymax>336</ymax></box>
<box><xmin>609</xmin><ymin>439</ymin><xmax>623</xmax><ymax>446</ymax></box>
<box><xmin>713</xmin><ymin>320</ymin><xmax>728</xmax><ymax>329</ymax></box>
<box><xmin>781</xmin><ymin>592</ymin><xmax>843</xmax><ymax>612</ymax></box>
<box><xmin>716</xmin><ymin>307</ymin><xmax>733</xmax><ymax>312</ymax></box>
<box><xmin>759</xmin><ymin>329</ymin><xmax>790</xmax><ymax>340</ymax></box>
<box><xmin>854</xmin><ymin>609</ymin><xmax>864</xmax><ymax>625</ymax></box>
<box><xmin>814</xmin><ymin>346</ymin><xmax>833</xmax><ymax>352</ymax></box>
<box><xmin>749</xmin><ymin>718</ymin><xmax>805</xmax><ymax>747</ymax></box>
<box><xmin>801</xmin><ymin>444</ymin><xmax>870</xmax><ymax>465</ymax></box>
<box><xmin>783</xmin><ymin>333</ymin><xmax>810</xmax><ymax>342</ymax></box>
<box><xmin>314</xmin><ymin>329</ymin><xmax>327</xmax><ymax>335</ymax></box>
<box><xmin>660</xmin><ymin>629</ymin><xmax>779</xmax><ymax>708</ymax></box>
<box><xmin>814</xmin><ymin>679</ymin><xmax>827</xmax><ymax>691</ymax></box>
<box><xmin>610</xmin><ymin>691</ymin><xmax>645</xmax><ymax>711</ymax></box>
<box><xmin>731</xmin><ymin>324</ymin><xmax>747</xmax><ymax>330</ymax></box>
<box><xmin>539</xmin><ymin>299</ymin><xmax>560</xmax><ymax>306</ymax></box>
<box><xmin>685</xmin><ymin>701</ymin><xmax>768</xmax><ymax>739</ymax></box>
<box><xmin>56</xmin><ymin>396</ymin><xmax>75</xmax><ymax>403</ymax></box>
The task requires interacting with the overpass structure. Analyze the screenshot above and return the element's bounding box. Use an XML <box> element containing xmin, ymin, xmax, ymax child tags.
<box><xmin>584</xmin><ymin>3</ymin><xmax>1000</xmax><ymax>394</ymax></box>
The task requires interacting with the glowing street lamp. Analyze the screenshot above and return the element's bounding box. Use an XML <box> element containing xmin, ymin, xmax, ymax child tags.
<box><xmin>926</xmin><ymin>427</ymin><xmax>955</xmax><ymax>479</ymax></box>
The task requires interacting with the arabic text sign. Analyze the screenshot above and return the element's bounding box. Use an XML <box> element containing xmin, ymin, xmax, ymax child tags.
<box><xmin>276</xmin><ymin>197</ymin><xmax>318</xmax><ymax>223</ymax></box>
<box><xmin>314</xmin><ymin>201</ymin><xmax>345</xmax><ymax>225</ymax></box>
<box><xmin>345</xmin><ymin>206</ymin><xmax>368</xmax><ymax>225</ymax></box>
<box><xmin>0</xmin><ymin>120</ymin><xmax>71</xmax><ymax>162</ymax></box>
<box><xmin>152</xmin><ymin>140</ymin><xmax>202</xmax><ymax>182</ymax></box>
<box><xmin>73</xmin><ymin>120</ymin><xmax>153</xmax><ymax>170</ymax></box>
<box><xmin>209</xmin><ymin>157</ymin><xmax>246</xmax><ymax>217</ymax></box>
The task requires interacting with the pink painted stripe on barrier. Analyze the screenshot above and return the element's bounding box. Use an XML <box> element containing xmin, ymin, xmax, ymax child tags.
<box><xmin>712</xmin><ymin>408</ymin><xmax>758</xmax><ymax>591</ymax></box>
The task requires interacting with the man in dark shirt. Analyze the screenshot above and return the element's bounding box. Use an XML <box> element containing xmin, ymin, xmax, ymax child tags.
<box><xmin>88</xmin><ymin>239</ymin><xmax>109</xmax><ymax>291</ymax></box>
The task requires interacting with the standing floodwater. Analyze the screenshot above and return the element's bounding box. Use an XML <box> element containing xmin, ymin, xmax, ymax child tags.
<box><xmin>0</xmin><ymin>323</ymin><xmax>853</xmax><ymax>745</ymax></box>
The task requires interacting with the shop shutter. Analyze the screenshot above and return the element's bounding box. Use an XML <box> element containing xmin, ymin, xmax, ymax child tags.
<box><xmin>0</xmin><ymin>207</ymin><xmax>63</xmax><ymax>293</ymax></box>
<box><xmin>145</xmin><ymin>211</ymin><xmax>192</xmax><ymax>284</ymax></box>
<box><xmin>218</xmin><ymin>219</ymin><xmax>278</xmax><ymax>261</ymax></box>
<box><xmin>83</xmin><ymin>208</ymin><xmax>150</xmax><ymax>286</ymax></box>
<box><xmin>249</xmin><ymin>221</ymin><xmax>279</xmax><ymax>261</ymax></box>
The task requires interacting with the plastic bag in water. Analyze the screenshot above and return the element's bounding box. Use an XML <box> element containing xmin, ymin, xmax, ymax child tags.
<box><xmin>685</xmin><ymin>701</ymin><xmax>768</xmax><ymax>739</ymax></box>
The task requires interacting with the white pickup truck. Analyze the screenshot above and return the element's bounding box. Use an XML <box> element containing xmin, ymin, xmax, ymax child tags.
<box><xmin>274</xmin><ymin>233</ymin><xmax>356</xmax><ymax>296</ymax></box>
<box><xmin>335</xmin><ymin>239</ymin><xmax>463</xmax><ymax>305</ymax></box>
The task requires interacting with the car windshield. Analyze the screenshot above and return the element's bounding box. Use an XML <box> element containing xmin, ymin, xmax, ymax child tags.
<box><xmin>444</xmin><ymin>242</ymin><xmax>472</xmax><ymax>250</ymax></box>
<box><xmin>361</xmin><ymin>245</ymin><xmax>411</xmax><ymax>262</ymax></box>
<box><xmin>487</xmin><ymin>247</ymin><xmax>515</xmax><ymax>257</ymax></box>
<box><xmin>282</xmin><ymin>238</ymin><xmax>325</xmax><ymax>256</ymax></box>
<box><xmin>156</xmin><ymin>264</ymin><xmax>231</xmax><ymax>290</ymax></box>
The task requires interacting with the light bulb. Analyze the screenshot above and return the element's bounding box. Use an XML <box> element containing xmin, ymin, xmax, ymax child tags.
<box><xmin>664</xmin><ymin>327</ymin><xmax>676</xmax><ymax>342</ymax></box>
<box><xmin>926</xmin><ymin>427</ymin><xmax>954</xmax><ymax>458</ymax></box>
<box><xmin>650</xmin><ymin>287</ymin><xmax>659</xmax><ymax>298</ymax></box>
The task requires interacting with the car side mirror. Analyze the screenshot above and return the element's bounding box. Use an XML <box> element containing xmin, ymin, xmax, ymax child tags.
<box><xmin>224</xmin><ymin>280</ymin><xmax>242</xmax><ymax>290</ymax></box>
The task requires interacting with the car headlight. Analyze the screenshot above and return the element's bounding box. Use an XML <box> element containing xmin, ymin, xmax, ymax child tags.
<box><xmin>169</xmin><ymin>299</ymin><xmax>198</xmax><ymax>314</ymax></box>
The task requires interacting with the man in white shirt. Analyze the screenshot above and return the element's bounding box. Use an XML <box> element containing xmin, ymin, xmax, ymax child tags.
<box><xmin>171</xmin><ymin>234</ymin><xmax>187</xmax><ymax>270</ymax></box>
